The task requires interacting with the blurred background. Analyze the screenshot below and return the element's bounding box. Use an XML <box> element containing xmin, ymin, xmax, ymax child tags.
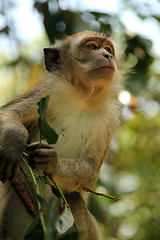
<box><xmin>0</xmin><ymin>0</ymin><xmax>160</xmax><ymax>239</ymax></box>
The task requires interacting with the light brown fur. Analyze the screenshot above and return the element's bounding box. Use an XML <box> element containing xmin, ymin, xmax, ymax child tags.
<box><xmin>0</xmin><ymin>31</ymin><xmax>121</xmax><ymax>239</ymax></box>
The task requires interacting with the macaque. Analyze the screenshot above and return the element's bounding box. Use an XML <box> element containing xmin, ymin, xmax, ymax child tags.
<box><xmin>0</xmin><ymin>31</ymin><xmax>121</xmax><ymax>240</ymax></box>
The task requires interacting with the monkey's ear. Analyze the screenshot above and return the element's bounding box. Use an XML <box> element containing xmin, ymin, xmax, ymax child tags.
<box><xmin>43</xmin><ymin>48</ymin><xmax>61</xmax><ymax>72</ymax></box>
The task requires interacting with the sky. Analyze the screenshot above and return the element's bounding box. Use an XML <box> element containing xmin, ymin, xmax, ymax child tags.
<box><xmin>0</xmin><ymin>0</ymin><xmax>160</xmax><ymax>56</ymax></box>
<box><xmin>2</xmin><ymin>0</ymin><xmax>121</xmax><ymax>42</ymax></box>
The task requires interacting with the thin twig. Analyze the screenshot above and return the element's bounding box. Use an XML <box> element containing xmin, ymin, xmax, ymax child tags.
<box><xmin>22</xmin><ymin>157</ymin><xmax>47</xmax><ymax>232</ymax></box>
<box><xmin>82</xmin><ymin>187</ymin><xmax>121</xmax><ymax>201</ymax></box>
<box><xmin>20</xmin><ymin>165</ymin><xmax>37</xmax><ymax>205</ymax></box>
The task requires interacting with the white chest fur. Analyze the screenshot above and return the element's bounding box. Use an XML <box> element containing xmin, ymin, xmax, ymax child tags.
<box><xmin>48</xmin><ymin>101</ymin><xmax>119</xmax><ymax>160</ymax></box>
<box><xmin>51</xmin><ymin>109</ymin><xmax>92</xmax><ymax>159</ymax></box>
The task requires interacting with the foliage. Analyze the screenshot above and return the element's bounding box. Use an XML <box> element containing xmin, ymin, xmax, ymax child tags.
<box><xmin>22</xmin><ymin>96</ymin><xmax>80</xmax><ymax>240</ymax></box>
<box><xmin>0</xmin><ymin>0</ymin><xmax>160</xmax><ymax>239</ymax></box>
<box><xmin>37</xmin><ymin>96</ymin><xmax>58</xmax><ymax>144</ymax></box>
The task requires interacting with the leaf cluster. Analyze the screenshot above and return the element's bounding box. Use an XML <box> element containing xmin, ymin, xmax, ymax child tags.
<box><xmin>22</xmin><ymin>97</ymin><xmax>80</xmax><ymax>240</ymax></box>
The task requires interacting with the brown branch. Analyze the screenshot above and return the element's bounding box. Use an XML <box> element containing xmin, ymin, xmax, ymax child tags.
<box><xmin>82</xmin><ymin>187</ymin><xmax>121</xmax><ymax>201</ymax></box>
<box><xmin>11</xmin><ymin>178</ymin><xmax>38</xmax><ymax>218</ymax></box>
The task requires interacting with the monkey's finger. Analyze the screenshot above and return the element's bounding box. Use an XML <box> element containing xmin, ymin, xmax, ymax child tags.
<box><xmin>28</xmin><ymin>149</ymin><xmax>57</xmax><ymax>162</ymax></box>
<box><xmin>28</xmin><ymin>149</ymin><xmax>57</xmax><ymax>174</ymax></box>
<box><xmin>40</xmin><ymin>142</ymin><xmax>54</xmax><ymax>149</ymax></box>
<box><xmin>26</xmin><ymin>142</ymin><xmax>53</xmax><ymax>150</ymax></box>
<box><xmin>27</xmin><ymin>150</ymin><xmax>39</xmax><ymax>167</ymax></box>
<box><xmin>36</xmin><ymin>148</ymin><xmax>57</xmax><ymax>159</ymax></box>
<box><xmin>33</xmin><ymin>163</ymin><xmax>56</xmax><ymax>176</ymax></box>
<box><xmin>26</xmin><ymin>142</ymin><xmax>41</xmax><ymax>150</ymax></box>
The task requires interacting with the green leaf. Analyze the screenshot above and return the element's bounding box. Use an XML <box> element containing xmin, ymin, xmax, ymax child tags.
<box><xmin>59</xmin><ymin>232</ymin><xmax>80</xmax><ymax>240</ymax></box>
<box><xmin>34</xmin><ymin>174</ymin><xmax>48</xmax><ymax>184</ymax></box>
<box><xmin>37</xmin><ymin>96</ymin><xmax>49</xmax><ymax>119</ymax></box>
<box><xmin>44</xmin><ymin>197</ymin><xmax>58</xmax><ymax>240</ymax></box>
<box><xmin>24</xmin><ymin>213</ymin><xmax>44</xmax><ymax>240</ymax></box>
<box><xmin>51</xmin><ymin>185</ymin><xmax>62</xmax><ymax>199</ymax></box>
<box><xmin>55</xmin><ymin>209</ymin><xmax>74</xmax><ymax>236</ymax></box>
<box><xmin>37</xmin><ymin>96</ymin><xmax>59</xmax><ymax>144</ymax></box>
<box><xmin>38</xmin><ymin>118</ymin><xmax>58</xmax><ymax>144</ymax></box>
<box><xmin>24</xmin><ymin>213</ymin><xmax>40</xmax><ymax>236</ymax></box>
<box><xmin>59</xmin><ymin>197</ymin><xmax>65</xmax><ymax>208</ymax></box>
<box><xmin>24</xmin><ymin>224</ymin><xmax>44</xmax><ymax>240</ymax></box>
<box><xmin>36</xmin><ymin>194</ymin><xmax>48</xmax><ymax>208</ymax></box>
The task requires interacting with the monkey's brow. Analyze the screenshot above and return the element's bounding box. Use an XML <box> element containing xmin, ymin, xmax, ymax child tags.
<box><xmin>81</xmin><ymin>36</ymin><xmax>113</xmax><ymax>47</ymax></box>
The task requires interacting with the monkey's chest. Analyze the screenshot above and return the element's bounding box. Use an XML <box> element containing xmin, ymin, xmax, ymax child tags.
<box><xmin>54</xmin><ymin>122</ymin><xmax>87</xmax><ymax>159</ymax></box>
<box><xmin>49</xmin><ymin>113</ymin><xmax>92</xmax><ymax>159</ymax></box>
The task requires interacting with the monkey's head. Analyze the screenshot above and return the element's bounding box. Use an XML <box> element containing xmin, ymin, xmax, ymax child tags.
<box><xmin>43</xmin><ymin>31</ymin><xmax>119</xmax><ymax>105</ymax></box>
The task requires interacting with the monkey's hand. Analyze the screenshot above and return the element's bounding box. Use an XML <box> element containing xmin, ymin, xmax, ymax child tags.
<box><xmin>26</xmin><ymin>142</ymin><xmax>58</xmax><ymax>176</ymax></box>
<box><xmin>0</xmin><ymin>147</ymin><xmax>22</xmax><ymax>183</ymax></box>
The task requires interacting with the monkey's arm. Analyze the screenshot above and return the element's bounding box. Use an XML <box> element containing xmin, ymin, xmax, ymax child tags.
<box><xmin>0</xmin><ymin>79</ymin><xmax>51</xmax><ymax>182</ymax></box>
<box><xmin>28</xmin><ymin>133</ymin><xmax>112</xmax><ymax>191</ymax></box>
<box><xmin>55</xmin><ymin>156</ymin><xmax>100</xmax><ymax>190</ymax></box>
<box><xmin>0</xmin><ymin>111</ymin><xmax>28</xmax><ymax>182</ymax></box>
<box><xmin>0</xmin><ymin>75</ymin><xmax>61</xmax><ymax>182</ymax></box>
<box><xmin>55</xmin><ymin>136</ymin><xmax>112</xmax><ymax>191</ymax></box>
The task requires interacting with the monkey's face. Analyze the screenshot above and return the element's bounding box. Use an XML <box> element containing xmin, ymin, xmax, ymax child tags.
<box><xmin>67</xmin><ymin>33</ymin><xmax>118</xmax><ymax>95</ymax></box>
<box><xmin>72</xmin><ymin>35</ymin><xmax>116</xmax><ymax>78</ymax></box>
<box><xmin>43</xmin><ymin>32</ymin><xmax>118</xmax><ymax>98</ymax></box>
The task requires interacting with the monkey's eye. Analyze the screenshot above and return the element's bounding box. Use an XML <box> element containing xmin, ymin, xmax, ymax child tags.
<box><xmin>104</xmin><ymin>46</ymin><xmax>113</xmax><ymax>54</ymax></box>
<box><xmin>86</xmin><ymin>43</ymin><xmax>98</xmax><ymax>50</ymax></box>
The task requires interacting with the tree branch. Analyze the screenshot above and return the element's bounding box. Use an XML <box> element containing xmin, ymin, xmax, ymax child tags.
<box><xmin>11</xmin><ymin>178</ymin><xmax>38</xmax><ymax>218</ymax></box>
<box><xmin>82</xmin><ymin>187</ymin><xmax>120</xmax><ymax>201</ymax></box>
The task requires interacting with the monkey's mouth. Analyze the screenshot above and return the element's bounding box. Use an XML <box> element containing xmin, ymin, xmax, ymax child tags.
<box><xmin>94</xmin><ymin>65</ymin><xmax>114</xmax><ymax>71</ymax></box>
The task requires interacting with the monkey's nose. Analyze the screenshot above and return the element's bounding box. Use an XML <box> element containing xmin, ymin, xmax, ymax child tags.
<box><xmin>104</xmin><ymin>53</ymin><xmax>112</xmax><ymax>59</ymax></box>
